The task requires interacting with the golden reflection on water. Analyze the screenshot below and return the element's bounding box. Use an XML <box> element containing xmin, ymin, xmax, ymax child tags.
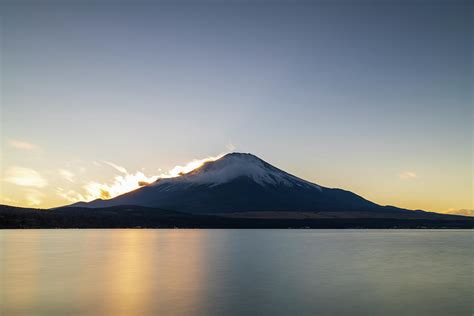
<box><xmin>1</xmin><ymin>230</ymin><xmax>41</xmax><ymax>314</ymax></box>
<box><xmin>1</xmin><ymin>230</ymin><xmax>208</xmax><ymax>316</ymax></box>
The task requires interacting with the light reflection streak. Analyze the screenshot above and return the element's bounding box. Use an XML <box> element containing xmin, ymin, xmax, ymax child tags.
<box><xmin>0</xmin><ymin>230</ymin><xmax>210</xmax><ymax>315</ymax></box>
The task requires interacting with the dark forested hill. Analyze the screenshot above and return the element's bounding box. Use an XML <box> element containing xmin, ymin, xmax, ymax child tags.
<box><xmin>1</xmin><ymin>204</ymin><xmax>472</xmax><ymax>229</ymax></box>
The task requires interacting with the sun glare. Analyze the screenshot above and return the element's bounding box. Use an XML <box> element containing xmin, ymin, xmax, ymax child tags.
<box><xmin>79</xmin><ymin>154</ymin><xmax>225</xmax><ymax>202</ymax></box>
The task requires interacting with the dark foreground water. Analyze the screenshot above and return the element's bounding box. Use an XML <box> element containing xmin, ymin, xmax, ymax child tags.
<box><xmin>0</xmin><ymin>229</ymin><xmax>472</xmax><ymax>316</ymax></box>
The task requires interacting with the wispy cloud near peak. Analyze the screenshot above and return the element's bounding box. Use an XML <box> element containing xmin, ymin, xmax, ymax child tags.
<box><xmin>59</xmin><ymin>169</ymin><xmax>75</xmax><ymax>182</ymax></box>
<box><xmin>102</xmin><ymin>161</ymin><xmax>128</xmax><ymax>174</ymax></box>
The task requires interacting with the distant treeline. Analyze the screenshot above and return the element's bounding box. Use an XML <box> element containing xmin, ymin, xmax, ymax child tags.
<box><xmin>1</xmin><ymin>205</ymin><xmax>473</xmax><ymax>229</ymax></box>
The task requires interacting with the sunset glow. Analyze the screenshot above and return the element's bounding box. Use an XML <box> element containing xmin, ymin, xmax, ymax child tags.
<box><xmin>72</xmin><ymin>154</ymin><xmax>227</xmax><ymax>203</ymax></box>
<box><xmin>1</xmin><ymin>2</ymin><xmax>471</xmax><ymax>214</ymax></box>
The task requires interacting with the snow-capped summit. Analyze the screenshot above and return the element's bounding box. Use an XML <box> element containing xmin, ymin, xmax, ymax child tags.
<box><xmin>155</xmin><ymin>152</ymin><xmax>321</xmax><ymax>189</ymax></box>
<box><xmin>75</xmin><ymin>152</ymin><xmax>391</xmax><ymax>214</ymax></box>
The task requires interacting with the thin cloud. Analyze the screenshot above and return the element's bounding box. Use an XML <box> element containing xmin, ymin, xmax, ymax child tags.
<box><xmin>8</xmin><ymin>139</ymin><xmax>39</xmax><ymax>150</ymax></box>
<box><xmin>24</xmin><ymin>189</ymin><xmax>45</xmax><ymax>206</ymax></box>
<box><xmin>444</xmin><ymin>209</ymin><xmax>474</xmax><ymax>217</ymax></box>
<box><xmin>102</xmin><ymin>161</ymin><xmax>128</xmax><ymax>174</ymax></box>
<box><xmin>56</xmin><ymin>187</ymin><xmax>86</xmax><ymax>203</ymax></box>
<box><xmin>226</xmin><ymin>142</ymin><xmax>236</xmax><ymax>151</ymax></box>
<box><xmin>4</xmin><ymin>167</ymin><xmax>48</xmax><ymax>188</ymax></box>
<box><xmin>59</xmin><ymin>169</ymin><xmax>75</xmax><ymax>182</ymax></box>
<box><xmin>0</xmin><ymin>196</ymin><xmax>16</xmax><ymax>205</ymax></box>
<box><xmin>159</xmin><ymin>154</ymin><xmax>225</xmax><ymax>178</ymax></box>
<box><xmin>399</xmin><ymin>171</ymin><xmax>417</xmax><ymax>180</ymax></box>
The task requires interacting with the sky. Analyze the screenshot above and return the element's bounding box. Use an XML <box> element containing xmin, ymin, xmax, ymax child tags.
<box><xmin>0</xmin><ymin>0</ymin><xmax>472</xmax><ymax>213</ymax></box>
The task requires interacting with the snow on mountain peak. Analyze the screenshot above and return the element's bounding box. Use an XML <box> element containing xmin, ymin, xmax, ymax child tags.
<box><xmin>153</xmin><ymin>152</ymin><xmax>322</xmax><ymax>189</ymax></box>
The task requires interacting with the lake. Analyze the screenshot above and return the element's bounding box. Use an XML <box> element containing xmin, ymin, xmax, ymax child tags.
<box><xmin>0</xmin><ymin>229</ymin><xmax>472</xmax><ymax>315</ymax></box>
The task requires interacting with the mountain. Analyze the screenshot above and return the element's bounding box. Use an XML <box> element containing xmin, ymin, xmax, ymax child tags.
<box><xmin>72</xmin><ymin>152</ymin><xmax>421</xmax><ymax>215</ymax></box>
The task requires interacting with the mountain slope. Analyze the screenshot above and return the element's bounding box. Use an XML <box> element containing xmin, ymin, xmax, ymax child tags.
<box><xmin>74</xmin><ymin>153</ymin><xmax>414</xmax><ymax>214</ymax></box>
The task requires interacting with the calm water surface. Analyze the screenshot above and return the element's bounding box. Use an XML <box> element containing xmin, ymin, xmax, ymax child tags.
<box><xmin>0</xmin><ymin>229</ymin><xmax>472</xmax><ymax>315</ymax></box>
